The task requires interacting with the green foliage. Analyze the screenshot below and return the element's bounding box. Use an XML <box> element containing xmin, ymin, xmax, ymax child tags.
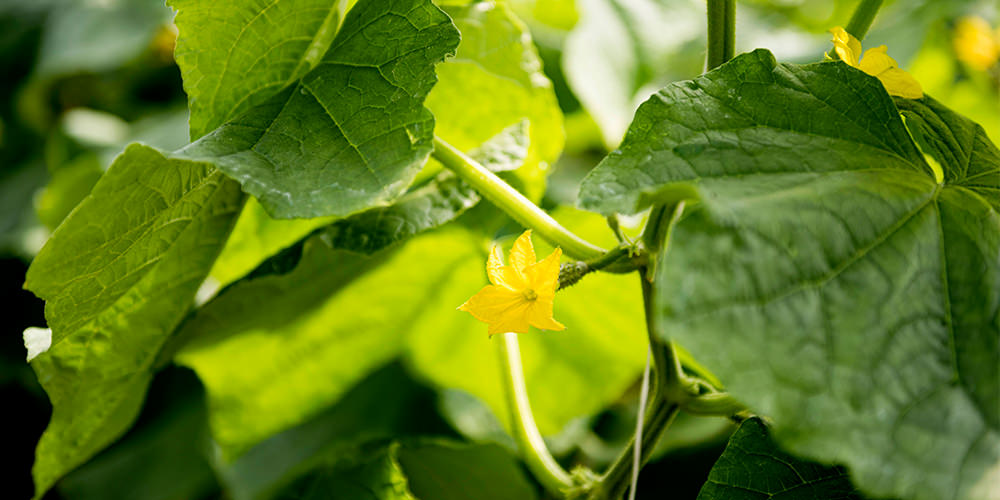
<box><xmin>24</xmin><ymin>144</ymin><xmax>244</xmax><ymax>497</ymax></box>
<box><xmin>581</xmin><ymin>49</ymin><xmax>997</xmax><ymax>500</ymax></box>
<box><xmin>698</xmin><ymin>418</ymin><xmax>869</xmax><ymax>500</ymax></box>
<box><xmin>173</xmin><ymin>0</ymin><xmax>460</xmax><ymax>219</ymax></box>
<box><xmin>7</xmin><ymin>1</ymin><xmax>999</xmax><ymax>500</ymax></box>
<box><xmin>396</xmin><ymin>440</ymin><xmax>539</xmax><ymax>500</ymax></box>
<box><xmin>274</xmin><ymin>440</ymin><xmax>537</xmax><ymax>500</ymax></box>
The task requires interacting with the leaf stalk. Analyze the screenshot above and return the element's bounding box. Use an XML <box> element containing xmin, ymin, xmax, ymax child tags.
<box><xmin>706</xmin><ymin>0</ymin><xmax>736</xmax><ymax>71</ymax></box>
<box><xmin>496</xmin><ymin>332</ymin><xmax>575</xmax><ymax>496</ymax></box>
<box><xmin>845</xmin><ymin>0</ymin><xmax>884</xmax><ymax>41</ymax></box>
<box><xmin>432</xmin><ymin>136</ymin><xmax>605</xmax><ymax>260</ymax></box>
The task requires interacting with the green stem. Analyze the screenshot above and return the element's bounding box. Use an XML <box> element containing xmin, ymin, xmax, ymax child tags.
<box><xmin>706</xmin><ymin>0</ymin><xmax>736</xmax><ymax>71</ymax></box>
<box><xmin>682</xmin><ymin>392</ymin><xmax>747</xmax><ymax>417</ymax></box>
<box><xmin>496</xmin><ymin>333</ymin><xmax>574</xmax><ymax>496</ymax></box>
<box><xmin>432</xmin><ymin>136</ymin><xmax>605</xmax><ymax>260</ymax></box>
<box><xmin>845</xmin><ymin>0</ymin><xmax>884</xmax><ymax>40</ymax></box>
<box><xmin>586</xmin><ymin>244</ymin><xmax>640</xmax><ymax>274</ymax></box>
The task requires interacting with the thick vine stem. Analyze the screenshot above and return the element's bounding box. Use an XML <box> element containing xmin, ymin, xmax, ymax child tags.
<box><xmin>496</xmin><ymin>332</ymin><xmax>575</xmax><ymax>496</ymax></box>
<box><xmin>432</xmin><ymin>136</ymin><xmax>605</xmax><ymax>260</ymax></box>
<box><xmin>845</xmin><ymin>0</ymin><xmax>884</xmax><ymax>40</ymax></box>
<box><xmin>706</xmin><ymin>0</ymin><xmax>736</xmax><ymax>70</ymax></box>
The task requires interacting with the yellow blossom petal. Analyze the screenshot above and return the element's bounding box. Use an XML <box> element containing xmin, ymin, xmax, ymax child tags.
<box><xmin>524</xmin><ymin>247</ymin><xmax>562</xmax><ymax>294</ymax></box>
<box><xmin>487</xmin><ymin>245</ymin><xmax>506</xmax><ymax>286</ymax></box>
<box><xmin>528</xmin><ymin>298</ymin><xmax>565</xmax><ymax>331</ymax></box>
<box><xmin>487</xmin><ymin>245</ymin><xmax>524</xmax><ymax>289</ymax></box>
<box><xmin>508</xmin><ymin>230</ymin><xmax>536</xmax><ymax>274</ymax></box>
<box><xmin>857</xmin><ymin>45</ymin><xmax>894</xmax><ymax>74</ymax></box>
<box><xmin>828</xmin><ymin>27</ymin><xmax>922</xmax><ymax>99</ymax></box>
<box><xmin>459</xmin><ymin>230</ymin><xmax>565</xmax><ymax>336</ymax></box>
<box><xmin>458</xmin><ymin>285</ymin><xmax>531</xmax><ymax>334</ymax></box>
<box><xmin>829</xmin><ymin>26</ymin><xmax>861</xmax><ymax>66</ymax></box>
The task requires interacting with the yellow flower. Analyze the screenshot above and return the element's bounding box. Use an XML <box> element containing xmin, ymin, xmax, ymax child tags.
<box><xmin>828</xmin><ymin>26</ymin><xmax>923</xmax><ymax>99</ymax></box>
<box><xmin>953</xmin><ymin>16</ymin><xmax>1000</xmax><ymax>71</ymax></box>
<box><xmin>459</xmin><ymin>230</ymin><xmax>565</xmax><ymax>336</ymax></box>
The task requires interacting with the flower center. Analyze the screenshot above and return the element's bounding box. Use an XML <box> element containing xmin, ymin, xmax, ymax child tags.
<box><xmin>521</xmin><ymin>288</ymin><xmax>538</xmax><ymax>301</ymax></box>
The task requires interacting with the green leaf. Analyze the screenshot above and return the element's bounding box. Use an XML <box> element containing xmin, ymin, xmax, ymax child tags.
<box><xmin>56</xmin><ymin>368</ymin><xmax>218</xmax><ymax>500</ymax></box>
<box><xmin>24</xmin><ymin>143</ymin><xmax>244</xmax><ymax>498</ymax></box>
<box><xmin>207</xmin><ymin>198</ymin><xmax>336</xmax><ymax>289</ymax></box>
<box><xmin>395</xmin><ymin>440</ymin><xmax>539</xmax><ymax>500</ymax></box>
<box><xmin>217</xmin><ymin>363</ymin><xmax>446</xmax><ymax>500</ymax></box>
<box><xmin>174</xmin><ymin>229</ymin><xmax>476</xmax><ymax>457</ymax></box>
<box><xmin>896</xmin><ymin>97</ymin><xmax>999</xmax><ymax>210</ymax></box>
<box><xmin>319</xmin><ymin>174</ymin><xmax>481</xmax><ymax>254</ymax></box>
<box><xmin>275</xmin><ymin>444</ymin><xmax>416</xmax><ymax>500</ymax></box>
<box><xmin>579</xmin><ymin>49</ymin><xmax>931</xmax><ymax>216</ymax></box>
<box><xmin>427</xmin><ymin>1</ymin><xmax>564</xmax><ymax>200</ymax></box>
<box><xmin>273</xmin><ymin>439</ymin><xmax>539</xmax><ymax>500</ymax></box>
<box><xmin>169</xmin><ymin>0</ymin><xmax>344</xmax><ymax>140</ymax></box>
<box><xmin>173</xmin><ymin>0</ymin><xmax>460</xmax><ymax>219</ymax></box>
<box><xmin>698</xmin><ymin>418</ymin><xmax>869</xmax><ymax>500</ymax></box>
<box><xmin>580</xmin><ymin>50</ymin><xmax>999</xmax><ymax>500</ymax></box>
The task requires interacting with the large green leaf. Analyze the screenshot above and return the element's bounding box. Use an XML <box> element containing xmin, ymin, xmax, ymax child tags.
<box><xmin>217</xmin><ymin>363</ymin><xmax>446</xmax><ymax>500</ymax></box>
<box><xmin>192</xmin><ymin>1</ymin><xmax>552</xmax><ymax>287</ymax></box>
<box><xmin>169</xmin><ymin>0</ymin><xmax>344</xmax><ymax>140</ymax></box>
<box><xmin>698</xmin><ymin>418</ymin><xmax>869</xmax><ymax>500</ymax></box>
<box><xmin>174</xmin><ymin>229</ymin><xmax>476</xmax><ymax>457</ymax></box>
<box><xmin>579</xmin><ymin>50</ymin><xmax>998</xmax><ymax>500</ymax></box>
<box><xmin>24</xmin><ymin>143</ymin><xmax>244</xmax><ymax>498</ymax></box>
<box><xmin>395</xmin><ymin>440</ymin><xmax>539</xmax><ymax>500</ymax></box>
<box><xmin>173</xmin><ymin>0</ymin><xmax>460</xmax><ymax>219</ymax></box>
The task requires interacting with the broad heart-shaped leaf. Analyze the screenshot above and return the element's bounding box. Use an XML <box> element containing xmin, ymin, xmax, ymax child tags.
<box><xmin>169</xmin><ymin>0</ymin><xmax>344</xmax><ymax>140</ymax></box>
<box><xmin>173</xmin><ymin>0</ymin><xmax>460</xmax><ymax>219</ymax></box>
<box><xmin>578</xmin><ymin>50</ymin><xmax>999</xmax><ymax>500</ymax></box>
<box><xmin>23</xmin><ymin>143</ymin><xmax>244</xmax><ymax>498</ymax></box>
<box><xmin>698</xmin><ymin>418</ymin><xmax>870</xmax><ymax>500</ymax></box>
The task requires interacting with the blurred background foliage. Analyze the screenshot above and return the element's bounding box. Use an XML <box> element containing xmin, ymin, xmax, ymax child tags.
<box><xmin>1</xmin><ymin>0</ymin><xmax>997</xmax><ymax>498</ymax></box>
